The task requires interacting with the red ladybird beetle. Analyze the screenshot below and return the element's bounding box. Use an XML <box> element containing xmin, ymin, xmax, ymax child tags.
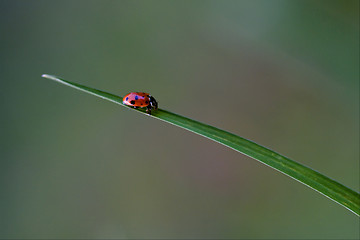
<box><xmin>123</xmin><ymin>92</ymin><xmax>158</xmax><ymax>115</ymax></box>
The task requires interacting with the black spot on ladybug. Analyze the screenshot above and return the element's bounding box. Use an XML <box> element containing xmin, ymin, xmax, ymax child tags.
<box><xmin>130</xmin><ymin>100</ymin><xmax>135</xmax><ymax>104</ymax></box>
<box><xmin>126</xmin><ymin>97</ymin><xmax>129</xmax><ymax>101</ymax></box>
<box><xmin>145</xmin><ymin>101</ymin><xmax>149</xmax><ymax>104</ymax></box>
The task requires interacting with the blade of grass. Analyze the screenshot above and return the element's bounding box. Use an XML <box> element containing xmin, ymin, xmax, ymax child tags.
<box><xmin>42</xmin><ymin>74</ymin><xmax>360</xmax><ymax>216</ymax></box>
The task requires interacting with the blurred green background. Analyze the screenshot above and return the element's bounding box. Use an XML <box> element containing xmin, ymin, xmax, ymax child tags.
<box><xmin>1</xmin><ymin>0</ymin><xmax>359</xmax><ymax>239</ymax></box>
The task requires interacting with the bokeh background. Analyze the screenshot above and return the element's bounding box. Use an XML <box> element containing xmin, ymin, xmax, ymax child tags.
<box><xmin>1</xmin><ymin>0</ymin><xmax>359</xmax><ymax>239</ymax></box>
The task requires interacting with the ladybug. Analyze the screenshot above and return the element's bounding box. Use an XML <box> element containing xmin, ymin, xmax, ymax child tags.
<box><xmin>123</xmin><ymin>92</ymin><xmax>158</xmax><ymax>115</ymax></box>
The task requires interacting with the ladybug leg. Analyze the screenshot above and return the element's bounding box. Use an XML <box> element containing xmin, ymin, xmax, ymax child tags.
<box><xmin>132</xmin><ymin>106</ymin><xmax>137</xmax><ymax>109</ymax></box>
<box><xmin>146</xmin><ymin>106</ymin><xmax>152</xmax><ymax>115</ymax></box>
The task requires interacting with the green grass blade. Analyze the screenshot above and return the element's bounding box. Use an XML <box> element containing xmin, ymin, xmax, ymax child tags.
<box><xmin>42</xmin><ymin>74</ymin><xmax>360</xmax><ymax>216</ymax></box>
